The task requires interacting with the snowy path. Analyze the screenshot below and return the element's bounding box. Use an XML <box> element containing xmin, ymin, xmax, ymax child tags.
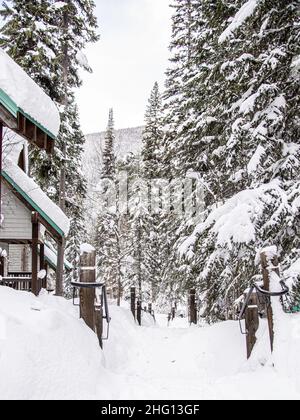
<box><xmin>103</xmin><ymin>308</ymin><xmax>300</xmax><ymax>400</ymax></box>
<box><xmin>1</xmin><ymin>289</ymin><xmax>300</xmax><ymax>400</ymax></box>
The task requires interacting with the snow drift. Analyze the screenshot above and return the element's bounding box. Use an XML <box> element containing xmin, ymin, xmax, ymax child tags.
<box><xmin>1</xmin><ymin>287</ymin><xmax>300</xmax><ymax>400</ymax></box>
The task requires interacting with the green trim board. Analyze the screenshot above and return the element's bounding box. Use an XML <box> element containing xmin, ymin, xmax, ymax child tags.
<box><xmin>1</xmin><ymin>170</ymin><xmax>65</xmax><ymax>238</ymax></box>
<box><xmin>0</xmin><ymin>88</ymin><xmax>56</xmax><ymax>140</ymax></box>
<box><xmin>0</xmin><ymin>88</ymin><xmax>18</xmax><ymax>117</ymax></box>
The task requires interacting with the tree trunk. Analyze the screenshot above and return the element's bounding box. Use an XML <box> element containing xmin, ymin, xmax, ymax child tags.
<box><xmin>0</xmin><ymin>122</ymin><xmax>3</xmax><ymax>224</ymax></box>
<box><xmin>56</xmin><ymin>0</ymin><xmax>69</xmax><ymax>296</ymax></box>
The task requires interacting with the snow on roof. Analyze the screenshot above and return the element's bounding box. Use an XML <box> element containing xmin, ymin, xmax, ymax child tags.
<box><xmin>2</xmin><ymin>158</ymin><xmax>70</xmax><ymax>237</ymax></box>
<box><xmin>45</xmin><ymin>242</ymin><xmax>73</xmax><ymax>271</ymax></box>
<box><xmin>0</xmin><ymin>48</ymin><xmax>60</xmax><ymax>138</ymax></box>
<box><xmin>3</xmin><ymin>129</ymin><xmax>27</xmax><ymax>164</ymax></box>
<box><xmin>218</xmin><ymin>0</ymin><xmax>258</xmax><ymax>44</ymax></box>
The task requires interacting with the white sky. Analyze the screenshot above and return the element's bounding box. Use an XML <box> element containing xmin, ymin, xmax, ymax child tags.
<box><xmin>76</xmin><ymin>0</ymin><xmax>172</xmax><ymax>134</ymax></box>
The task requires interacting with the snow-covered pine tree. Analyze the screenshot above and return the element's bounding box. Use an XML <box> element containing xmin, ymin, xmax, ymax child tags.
<box><xmin>162</xmin><ymin>0</ymin><xmax>208</xmax><ymax>310</ymax></box>
<box><xmin>139</xmin><ymin>83</ymin><xmax>166</xmax><ymax>302</ymax></box>
<box><xmin>0</xmin><ymin>0</ymin><xmax>98</xmax><ymax>295</ymax></box>
<box><xmin>102</xmin><ymin>108</ymin><xmax>116</xmax><ymax>179</ymax></box>
<box><xmin>173</xmin><ymin>0</ymin><xmax>300</xmax><ymax>322</ymax></box>
<box><xmin>0</xmin><ymin>0</ymin><xmax>60</xmax><ymax>100</ymax></box>
<box><xmin>94</xmin><ymin>109</ymin><xmax>128</xmax><ymax>305</ymax></box>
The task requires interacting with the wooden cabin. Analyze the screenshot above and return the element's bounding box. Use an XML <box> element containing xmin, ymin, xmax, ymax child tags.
<box><xmin>0</xmin><ymin>48</ymin><xmax>70</xmax><ymax>296</ymax></box>
<box><xmin>0</xmin><ymin>150</ymin><xmax>70</xmax><ymax>294</ymax></box>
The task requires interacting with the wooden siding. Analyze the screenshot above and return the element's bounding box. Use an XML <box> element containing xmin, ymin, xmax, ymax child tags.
<box><xmin>0</xmin><ymin>182</ymin><xmax>32</xmax><ymax>240</ymax></box>
<box><xmin>8</xmin><ymin>244</ymin><xmax>32</xmax><ymax>273</ymax></box>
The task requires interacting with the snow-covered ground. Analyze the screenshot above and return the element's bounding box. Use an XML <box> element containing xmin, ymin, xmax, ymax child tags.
<box><xmin>0</xmin><ymin>287</ymin><xmax>300</xmax><ymax>400</ymax></box>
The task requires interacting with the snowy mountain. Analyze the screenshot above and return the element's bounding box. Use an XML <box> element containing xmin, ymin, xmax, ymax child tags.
<box><xmin>83</xmin><ymin>126</ymin><xmax>144</xmax><ymax>234</ymax></box>
<box><xmin>83</xmin><ymin>126</ymin><xmax>143</xmax><ymax>186</ymax></box>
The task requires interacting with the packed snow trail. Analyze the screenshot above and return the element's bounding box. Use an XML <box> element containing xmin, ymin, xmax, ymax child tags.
<box><xmin>1</xmin><ymin>288</ymin><xmax>300</xmax><ymax>400</ymax></box>
<box><xmin>103</xmin><ymin>307</ymin><xmax>300</xmax><ymax>400</ymax></box>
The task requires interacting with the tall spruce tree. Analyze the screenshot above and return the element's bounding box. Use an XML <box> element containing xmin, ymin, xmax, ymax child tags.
<box><xmin>165</xmin><ymin>0</ymin><xmax>300</xmax><ymax>322</ymax></box>
<box><xmin>94</xmin><ymin>110</ymin><xmax>128</xmax><ymax>305</ymax></box>
<box><xmin>102</xmin><ymin>108</ymin><xmax>116</xmax><ymax>179</ymax></box>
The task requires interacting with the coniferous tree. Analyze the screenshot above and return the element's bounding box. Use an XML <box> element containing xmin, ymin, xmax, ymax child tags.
<box><xmin>165</xmin><ymin>0</ymin><xmax>300</xmax><ymax>321</ymax></box>
<box><xmin>102</xmin><ymin>108</ymin><xmax>116</xmax><ymax>179</ymax></box>
<box><xmin>94</xmin><ymin>110</ymin><xmax>129</xmax><ymax>305</ymax></box>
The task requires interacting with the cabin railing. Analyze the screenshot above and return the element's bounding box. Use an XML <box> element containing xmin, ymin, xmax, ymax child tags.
<box><xmin>0</xmin><ymin>272</ymin><xmax>32</xmax><ymax>291</ymax></box>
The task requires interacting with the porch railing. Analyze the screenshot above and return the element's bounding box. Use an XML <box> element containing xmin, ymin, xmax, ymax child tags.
<box><xmin>0</xmin><ymin>272</ymin><xmax>32</xmax><ymax>291</ymax></box>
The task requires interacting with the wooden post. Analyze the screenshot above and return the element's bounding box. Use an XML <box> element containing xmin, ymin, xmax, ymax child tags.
<box><xmin>56</xmin><ymin>239</ymin><xmax>65</xmax><ymax>296</ymax></box>
<box><xmin>260</xmin><ymin>250</ymin><xmax>279</xmax><ymax>352</ymax></box>
<box><xmin>130</xmin><ymin>287</ymin><xmax>136</xmax><ymax>320</ymax></box>
<box><xmin>79</xmin><ymin>245</ymin><xmax>96</xmax><ymax>331</ymax></box>
<box><xmin>189</xmin><ymin>288</ymin><xmax>197</xmax><ymax>324</ymax></box>
<box><xmin>245</xmin><ymin>292</ymin><xmax>259</xmax><ymax>359</ymax></box>
<box><xmin>39</xmin><ymin>243</ymin><xmax>46</xmax><ymax>289</ymax></box>
<box><xmin>31</xmin><ymin>212</ymin><xmax>39</xmax><ymax>296</ymax></box>
<box><xmin>136</xmin><ymin>299</ymin><xmax>142</xmax><ymax>326</ymax></box>
<box><xmin>0</xmin><ymin>255</ymin><xmax>7</xmax><ymax>277</ymax></box>
<box><xmin>171</xmin><ymin>307</ymin><xmax>176</xmax><ymax>320</ymax></box>
<box><xmin>95</xmin><ymin>302</ymin><xmax>103</xmax><ymax>349</ymax></box>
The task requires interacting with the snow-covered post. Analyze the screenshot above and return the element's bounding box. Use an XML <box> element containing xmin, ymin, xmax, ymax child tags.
<box><xmin>79</xmin><ymin>244</ymin><xmax>97</xmax><ymax>332</ymax></box>
<box><xmin>260</xmin><ymin>246</ymin><xmax>280</xmax><ymax>352</ymax></box>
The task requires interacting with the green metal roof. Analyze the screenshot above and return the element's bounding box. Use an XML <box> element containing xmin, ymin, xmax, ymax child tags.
<box><xmin>2</xmin><ymin>170</ymin><xmax>65</xmax><ymax>238</ymax></box>
<box><xmin>0</xmin><ymin>88</ymin><xmax>56</xmax><ymax>140</ymax></box>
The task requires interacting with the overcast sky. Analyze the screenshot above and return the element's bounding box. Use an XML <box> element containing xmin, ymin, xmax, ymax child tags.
<box><xmin>76</xmin><ymin>0</ymin><xmax>172</xmax><ymax>134</ymax></box>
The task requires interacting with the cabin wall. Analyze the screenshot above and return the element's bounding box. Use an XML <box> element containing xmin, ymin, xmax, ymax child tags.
<box><xmin>0</xmin><ymin>182</ymin><xmax>32</xmax><ymax>240</ymax></box>
<box><xmin>7</xmin><ymin>244</ymin><xmax>32</xmax><ymax>273</ymax></box>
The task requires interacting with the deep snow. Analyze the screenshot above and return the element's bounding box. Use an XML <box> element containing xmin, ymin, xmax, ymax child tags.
<box><xmin>0</xmin><ymin>48</ymin><xmax>60</xmax><ymax>137</ymax></box>
<box><xmin>0</xmin><ymin>287</ymin><xmax>300</xmax><ymax>400</ymax></box>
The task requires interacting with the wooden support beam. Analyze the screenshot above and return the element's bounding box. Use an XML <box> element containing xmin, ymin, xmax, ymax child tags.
<box><xmin>17</xmin><ymin>112</ymin><xmax>54</xmax><ymax>154</ymax></box>
<box><xmin>31</xmin><ymin>212</ymin><xmax>39</xmax><ymax>296</ymax></box>
<box><xmin>39</xmin><ymin>243</ymin><xmax>46</xmax><ymax>289</ymax></box>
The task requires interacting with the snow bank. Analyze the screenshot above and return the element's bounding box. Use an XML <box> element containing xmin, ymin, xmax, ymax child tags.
<box><xmin>104</xmin><ymin>306</ymin><xmax>300</xmax><ymax>400</ymax></box>
<box><xmin>2</xmin><ymin>158</ymin><xmax>70</xmax><ymax>237</ymax></box>
<box><xmin>0</xmin><ymin>48</ymin><xmax>60</xmax><ymax>138</ymax></box>
<box><xmin>1</xmin><ymin>288</ymin><xmax>300</xmax><ymax>400</ymax></box>
<box><xmin>219</xmin><ymin>0</ymin><xmax>258</xmax><ymax>43</ymax></box>
<box><xmin>0</xmin><ymin>287</ymin><xmax>113</xmax><ymax>400</ymax></box>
